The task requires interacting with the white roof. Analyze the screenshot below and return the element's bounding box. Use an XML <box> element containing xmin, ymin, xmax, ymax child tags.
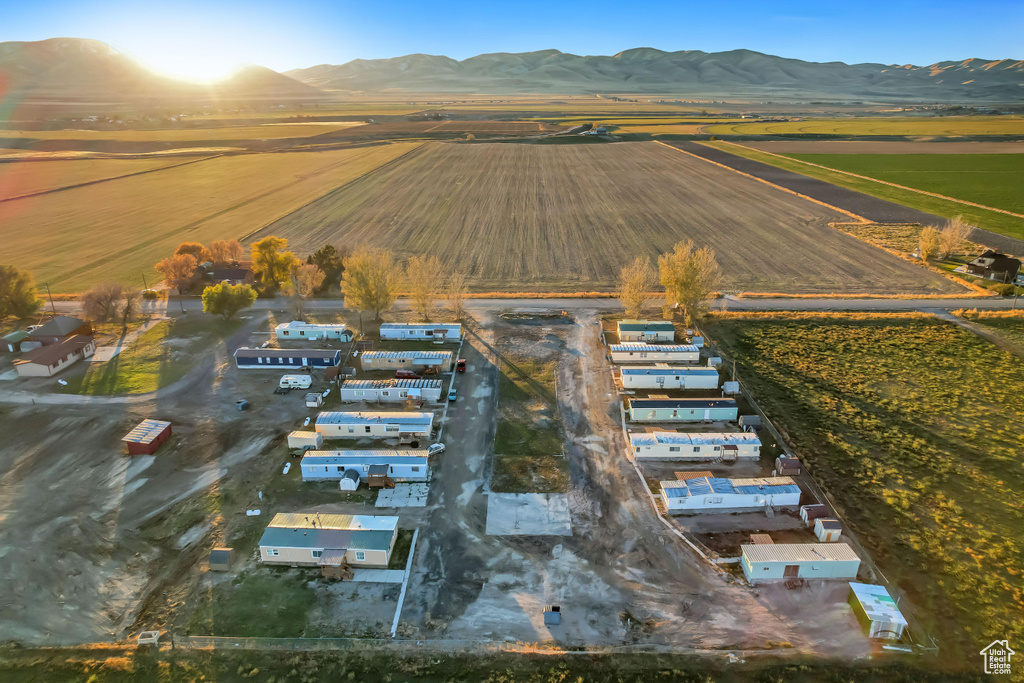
<box><xmin>268</xmin><ymin>512</ymin><xmax>398</xmax><ymax>532</ymax></box>
<box><xmin>360</xmin><ymin>350</ymin><xmax>452</xmax><ymax>361</ymax></box>
<box><xmin>276</xmin><ymin>320</ymin><xmax>348</xmax><ymax>330</ymax></box>
<box><xmin>302</xmin><ymin>450</ymin><xmax>429</xmax><ymax>465</ymax></box>
<box><xmin>629</xmin><ymin>431</ymin><xmax>761</xmax><ymax>447</ymax></box>
<box><xmin>741</xmin><ymin>543</ymin><xmax>860</xmax><ymax>564</ymax></box>
<box><xmin>610</xmin><ymin>343</ymin><xmax>698</xmax><ymax>352</ymax></box>
<box><xmin>316</xmin><ymin>411</ymin><xmax>434</xmax><ymax>426</ymax></box>
<box><xmin>849</xmin><ymin>583</ymin><xmax>908</xmax><ymax>626</ymax></box>
<box><xmin>288</xmin><ymin>430</ymin><xmax>319</xmax><ymax>438</ymax></box>
<box><xmin>380</xmin><ymin>323</ymin><xmax>461</xmax><ymax>331</ymax></box>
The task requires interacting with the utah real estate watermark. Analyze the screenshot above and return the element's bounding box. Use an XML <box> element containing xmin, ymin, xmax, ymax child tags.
<box><xmin>980</xmin><ymin>640</ymin><xmax>1015</xmax><ymax>675</ymax></box>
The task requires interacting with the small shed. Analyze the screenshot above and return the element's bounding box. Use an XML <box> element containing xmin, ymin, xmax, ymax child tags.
<box><xmin>305</xmin><ymin>392</ymin><xmax>324</xmax><ymax>407</ymax></box>
<box><xmin>208</xmin><ymin>547</ymin><xmax>234</xmax><ymax>572</ymax></box>
<box><xmin>287</xmin><ymin>431</ymin><xmax>323</xmax><ymax>451</ymax></box>
<box><xmin>722</xmin><ymin>381</ymin><xmax>740</xmax><ymax>395</ymax></box>
<box><xmin>775</xmin><ymin>456</ymin><xmax>802</xmax><ymax>477</ymax></box>
<box><xmin>2</xmin><ymin>330</ymin><xmax>29</xmax><ymax>353</ymax></box>
<box><xmin>122</xmin><ymin>419</ymin><xmax>172</xmax><ymax>455</ymax></box>
<box><xmin>338</xmin><ymin>469</ymin><xmax>360</xmax><ymax>491</ymax></box>
<box><xmin>367</xmin><ymin>464</ymin><xmax>394</xmax><ymax>488</ymax></box>
<box><xmin>815</xmin><ymin>518</ymin><xmax>843</xmax><ymax>542</ymax></box>
<box><xmin>848</xmin><ymin>583</ymin><xmax>908</xmax><ymax>640</ymax></box>
<box><xmin>800</xmin><ymin>503</ymin><xmax>829</xmax><ymax>526</ymax></box>
<box><xmin>691</xmin><ymin>336</ymin><xmax>704</xmax><ymax>348</ymax></box>
<box><xmin>738</xmin><ymin>414</ymin><xmax>761</xmax><ymax>430</ymax></box>
<box><xmin>749</xmin><ymin>534</ymin><xmax>774</xmax><ymax>545</ymax></box>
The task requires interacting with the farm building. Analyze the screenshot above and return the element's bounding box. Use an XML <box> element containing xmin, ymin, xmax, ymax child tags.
<box><xmin>616</xmin><ymin>320</ymin><xmax>675</xmax><ymax>342</ymax></box>
<box><xmin>340</xmin><ymin>379</ymin><xmax>444</xmax><ymax>403</ymax></box>
<box><xmin>800</xmin><ymin>504</ymin><xmax>829</xmax><ymax>526</ymax></box>
<box><xmin>626</xmin><ymin>398</ymin><xmax>738</xmax><ymax>423</ymax></box>
<box><xmin>610</xmin><ymin>343</ymin><xmax>699</xmax><ymax>364</ymax></box>
<box><xmin>315</xmin><ymin>411</ymin><xmax>434</xmax><ymax>439</ymax></box>
<box><xmin>659</xmin><ymin>476</ymin><xmax>800</xmax><ymax>513</ymax></box>
<box><xmin>379</xmin><ymin>323</ymin><xmax>462</xmax><ymax>341</ymax></box>
<box><xmin>122</xmin><ymin>419</ymin><xmax>172</xmax><ymax>455</ymax></box>
<box><xmin>275</xmin><ymin>320</ymin><xmax>353</xmax><ymax>341</ymax></box>
<box><xmin>233</xmin><ymin>348</ymin><xmax>340</xmax><ymax>369</ymax></box>
<box><xmin>258</xmin><ymin>513</ymin><xmax>399</xmax><ymax>571</ymax></box>
<box><xmin>2</xmin><ymin>330</ymin><xmax>29</xmax><ymax>353</ymax></box>
<box><xmin>359</xmin><ymin>350</ymin><xmax>452</xmax><ymax>373</ymax></box>
<box><xmin>815</xmin><ymin>518</ymin><xmax>843</xmax><ymax>542</ymax></box>
<box><xmin>966</xmin><ymin>250</ymin><xmax>1020</xmax><ymax>282</ymax></box>
<box><xmin>775</xmin><ymin>456</ymin><xmax>802</xmax><ymax>476</ymax></box>
<box><xmin>13</xmin><ymin>335</ymin><xmax>95</xmax><ymax>377</ymax></box>
<box><xmin>741</xmin><ymin>543</ymin><xmax>861</xmax><ymax>584</ymax></box>
<box><xmin>848</xmin><ymin>583</ymin><xmax>908</xmax><ymax>640</ymax></box>
<box><xmin>28</xmin><ymin>315</ymin><xmax>92</xmax><ymax>346</ymax></box>
<box><xmin>619</xmin><ymin>365</ymin><xmax>719</xmax><ymax>390</ymax></box>
<box><xmin>300</xmin><ymin>450</ymin><xmax>430</xmax><ymax>482</ymax></box>
<box><xmin>628</xmin><ymin>431</ymin><xmax>761</xmax><ymax>460</ymax></box>
<box><xmin>288</xmin><ymin>431</ymin><xmax>323</xmax><ymax>451</ymax></box>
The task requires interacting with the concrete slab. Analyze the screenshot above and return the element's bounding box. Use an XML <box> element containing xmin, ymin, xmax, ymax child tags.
<box><xmin>376</xmin><ymin>483</ymin><xmax>430</xmax><ymax>508</ymax></box>
<box><xmin>0</xmin><ymin>369</ymin><xmax>18</xmax><ymax>381</ymax></box>
<box><xmin>349</xmin><ymin>569</ymin><xmax>406</xmax><ymax>583</ymax></box>
<box><xmin>485</xmin><ymin>493</ymin><xmax>573</xmax><ymax>536</ymax></box>
<box><xmin>90</xmin><ymin>347</ymin><xmax>124</xmax><ymax>362</ymax></box>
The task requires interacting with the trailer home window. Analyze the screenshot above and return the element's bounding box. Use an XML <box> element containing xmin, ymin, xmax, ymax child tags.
<box><xmin>312</xmin><ymin>550</ymin><xmax>322</xmax><ymax>559</ymax></box>
<box><xmin>266</xmin><ymin>549</ymin><xmax>279</xmax><ymax>556</ymax></box>
<box><xmin>355</xmin><ymin>551</ymin><xmax>365</xmax><ymax>561</ymax></box>
<box><xmin>669</xmin><ymin>446</ymin><xmax>679</xmax><ymax>452</ymax></box>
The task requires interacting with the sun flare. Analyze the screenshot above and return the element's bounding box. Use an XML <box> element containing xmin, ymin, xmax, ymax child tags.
<box><xmin>140</xmin><ymin>52</ymin><xmax>242</xmax><ymax>84</ymax></box>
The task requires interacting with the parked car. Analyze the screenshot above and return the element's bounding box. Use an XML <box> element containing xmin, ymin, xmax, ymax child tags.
<box><xmin>427</xmin><ymin>443</ymin><xmax>446</xmax><ymax>456</ymax></box>
<box><xmin>395</xmin><ymin>369</ymin><xmax>421</xmax><ymax>379</ymax></box>
<box><xmin>448</xmin><ymin>388</ymin><xmax>457</xmax><ymax>402</ymax></box>
<box><xmin>456</xmin><ymin>358</ymin><xmax>467</xmax><ymax>373</ymax></box>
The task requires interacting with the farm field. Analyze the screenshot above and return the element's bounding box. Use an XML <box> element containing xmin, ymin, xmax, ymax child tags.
<box><xmin>257</xmin><ymin>141</ymin><xmax>958</xmax><ymax>293</ymax></box>
<box><xmin>0</xmin><ymin>143</ymin><xmax>420</xmax><ymax>292</ymax></box>
<box><xmin>0</xmin><ymin>123</ymin><xmax>364</xmax><ymax>143</ymax></box>
<box><xmin>0</xmin><ymin>156</ymin><xmax>196</xmax><ymax>201</ymax></box>
<box><xmin>703</xmin><ymin>313</ymin><xmax>1024</xmax><ymax>662</ymax></box>
<box><xmin>742</xmin><ymin>140</ymin><xmax>1024</xmax><ymax>154</ymax></box>
<box><xmin>704</xmin><ymin>115</ymin><xmax>1024</xmax><ymax>137</ymax></box>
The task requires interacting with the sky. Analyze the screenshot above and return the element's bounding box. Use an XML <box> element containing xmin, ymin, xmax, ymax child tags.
<box><xmin>1</xmin><ymin>0</ymin><xmax>1022</xmax><ymax>81</ymax></box>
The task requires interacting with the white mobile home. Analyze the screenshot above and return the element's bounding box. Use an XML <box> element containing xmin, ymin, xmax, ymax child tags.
<box><xmin>610</xmin><ymin>343</ymin><xmax>699</xmax><ymax>364</ymax></box>
<box><xmin>741</xmin><ymin>543</ymin><xmax>861</xmax><ymax>584</ymax></box>
<box><xmin>626</xmin><ymin>398</ymin><xmax>738</xmax><ymax>423</ymax></box>
<box><xmin>659</xmin><ymin>476</ymin><xmax>800</xmax><ymax>513</ymax></box>
<box><xmin>619</xmin><ymin>365</ymin><xmax>719</xmax><ymax>390</ymax></box>
<box><xmin>258</xmin><ymin>513</ymin><xmax>399</xmax><ymax>570</ymax></box>
<box><xmin>288</xmin><ymin>431</ymin><xmax>323</xmax><ymax>451</ymax></box>
<box><xmin>340</xmin><ymin>378</ymin><xmax>444</xmax><ymax>403</ymax></box>
<box><xmin>379</xmin><ymin>323</ymin><xmax>462</xmax><ymax>341</ymax></box>
<box><xmin>628</xmin><ymin>431</ymin><xmax>761</xmax><ymax>460</ymax></box>
<box><xmin>301</xmin><ymin>450</ymin><xmax>429</xmax><ymax>482</ymax></box>
<box><xmin>848</xmin><ymin>583</ymin><xmax>908</xmax><ymax>640</ymax></box>
<box><xmin>616</xmin><ymin>320</ymin><xmax>675</xmax><ymax>342</ymax></box>
<box><xmin>315</xmin><ymin>411</ymin><xmax>434</xmax><ymax>439</ymax></box>
<box><xmin>275</xmin><ymin>320</ymin><xmax>353</xmax><ymax>341</ymax></box>
<box><xmin>359</xmin><ymin>350</ymin><xmax>453</xmax><ymax>373</ymax></box>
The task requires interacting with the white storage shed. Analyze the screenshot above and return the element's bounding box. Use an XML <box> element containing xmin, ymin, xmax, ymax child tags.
<box><xmin>379</xmin><ymin>323</ymin><xmax>462</xmax><ymax>341</ymax></box>
<box><xmin>301</xmin><ymin>450</ymin><xmax>430</xmax><ymax>482</ymax></box>
<box><xmin>619</xmin><ymin>365</ymin><xmax>719</xmax><ymax>390</ymax></box>
<box><xmin>338</xmin><ymin>469</ymin><xmax>360</xmax><ymax>491</ymax></box>
<box><xmin>815</xmin><ymin>518</ymin><xmax>843</xmax><ymax>542</ymax></box>
<box><xmin>848</xmin><ymin>583</ymin><xmax>908</xmax><ymax>640</ymax></box>
<box><xmin>741</xmin><ymin>543</ymin><xmax>861</xmax><ymax>584</ymax></box>
<box><xmin>288</xmin><ymin>431</ymin><xmax>323</xmax><ymax>451</ymax></box>
<box><xmin>610</xmin><ymin>343</ymin><xmax>699</xmax><ymax>364</ymax></box>
<box><xmin>628</xmin><ymin>431</ymin><xmax>761</xmax><ymax>460</ymax></box>
<box><xmin>315</xmin><ymin>411</ymin><xmax>434</xmax><ymax>439</ymax></box>
<box><xmin>340</xmin><ymin>378</ymin><xmax>444</xmax><ymax>403</ymax></box>
<box><xmin>659</xmin><ymin>476</ymin><xmax>800</xmax><ymax>513</ymax></box>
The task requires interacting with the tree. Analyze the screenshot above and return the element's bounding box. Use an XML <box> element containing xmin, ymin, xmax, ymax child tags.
<box><xmin>617</xmin><ymin>256</ymin><xmax>656</xmax><ymax>319</ymax></box>
<box><xmin>201</xmin><ymin>282</ymin><xmax>257</xmax><ymax>320</ymax></box>
<box><xmin>341</xmin><ymin>246</ymin><xmax>400</xmax><ymax>320</ymax></box>
<box><xmin>404</xmin><ymin>254</ymin><xmax>444</xmax><ymax>321</ymax></box>
<box><xmin>939</xmin><ymin>215</ymin><xmax>972</xmax><ymax>259</ymax></box>
<box><xmin>120</xmin><ymin>289</ymin><xmax>141</xmax><ymax>328</ymax></box>
<box><xmin>251</xmin><ymin>236</ymin><xmax>300</xmax><ymax>292</ymax></box>
<box><xmin>210</xmin><ymin>239</ymin><xmax>244</xmax><ymax>265</ymax></box>
<box><xmin>446</xmin><ymin>270</ymin><xmax>469</xmax><ymax>320</ymax></box>
<box><xmin>658</xmin><ymin>240</ymin><xmax>722</xmax><ymax>326</ymax></box>
<box><xmin>306</xmin><ymin>244</ymin><xmax>346</xmax><ymax>292</ymax></box>
<box><xmin>918</xmin><ymin>226</ymin><xmax>943</xmax><ymax>261</ymax></box>
<box><xmin>291</xmin><ymin>263</ymin><xmax>325</xmax><ymax>319</ymax></box>
<box><xmin>82</xmin><ymin>283</ymin><xmax>136</xmax><ymax>326</ymax></box>
<box><xmin>0</xmin><ymin>265</ymin><xmax>43</xmax><ymax>320</ymax></box>
<box><xmin>155</xmin><ymin>253</ymin><xmax>198</xmax><ymax>294</ymax></box>
<box><xmin>175</xmin><ymin>242</ymin><xmax>211</xmax><ymax>264</ymax></box>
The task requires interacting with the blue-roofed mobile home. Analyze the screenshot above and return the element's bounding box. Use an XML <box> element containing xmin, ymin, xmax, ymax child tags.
<box><xmin>234</xmin><ymin>347</ymin><xmax>340</xmax><ymax>369</ymax></box>
<box><xmin>616</xmin><ymin>320</ymin><xmax>675</xmax><ymax>342</ymax></box>
<box><xmin>659</xmin><ymin>476</ymin><xmax>801</xmax><ymax>513</ymax></box>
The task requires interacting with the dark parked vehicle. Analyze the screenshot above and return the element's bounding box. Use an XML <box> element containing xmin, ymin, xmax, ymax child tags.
<box><xmin>395</xmin><ymin>369</ymin><xmax>422</xmax><ymax>379</ymax></box>
<box><xmin>456</xmin><ymin>358</ymin><xmax>467</xmax><ymax>373</ymax></box>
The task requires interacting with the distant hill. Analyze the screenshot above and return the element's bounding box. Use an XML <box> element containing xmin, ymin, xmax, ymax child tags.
<box><xmin>0</xmin><ymin>37</ymin><xmax>320</xmax><ymax>103</ymax></box>
<box><xmin>285</xmin><ymin>48</ymin><xmax>1024</xmax><ymax>101</ymax></box>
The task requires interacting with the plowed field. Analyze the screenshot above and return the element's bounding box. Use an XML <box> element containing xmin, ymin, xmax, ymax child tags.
<box><xmin>258</xmin><ymin>142</ymin><xmax>959</xmax><ymax>294</ymax></box>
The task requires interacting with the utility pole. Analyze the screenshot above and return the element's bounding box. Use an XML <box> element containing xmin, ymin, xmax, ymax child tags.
<box><xmin>141</xmin><ymin>273</ymin><xmax>148</xmax><ymax>290</ymax></box>
<box><xmin>43</xmin><ymin>283</ymin><xmax>56</xmax><ymax>314</ymax></box>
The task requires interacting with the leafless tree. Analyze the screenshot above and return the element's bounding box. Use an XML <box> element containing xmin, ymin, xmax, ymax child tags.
<box><xmin>405</xmin><ymin>254</ymin><xmax>445</xmax><ymax>321</ymax></box>
<box><xmin>446</xmin><ymin>270</ymin><xmax>469</xmax><ymax>320</ymax></box>
<box><xmin>292</xmin><ymin>263</ymin><xmax>325</xmax><ymax>319</ymax></box>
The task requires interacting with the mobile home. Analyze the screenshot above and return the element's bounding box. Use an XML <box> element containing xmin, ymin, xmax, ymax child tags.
<box><xmin>379</xmin><ymin>323</ymin><xmax>462</xmax><ymax>341</ymax></box>
<box><xmin>616</xmin><ymin>320</ymin><xmax>675</xmax><ymax>342</ymax></box>
<box><xmin>619</xmin><ymin>365</ymin><xmax>719</xmax><ymax>390</ymax></box>
<box><xmin>258</xmin><ymin>513</ymin><xmax>399</xmax><ymax>570</ymax></box>
<box><xmin>275</xmin><ymin>320</ymin><xmax>353</xmax><ymax>341</ymax></box>
<box><xmin>340</xmin><ymin>378</ymin><xmax>444</xmax><ymax>403</ymax></box>
<box><xmin>233</xmin><ymin>348</ymin><xmax>340</xmax><ymax>369</ymax></box>
<box><xmin>610</xmin><ymin>343</ymin><xmax>699</xmax><ymax>364</ymax></box>
<box><xmin>315</xmin><ymin>411</ymin><xmax>434</xmax><ymax>439</ymax></box>
<box><xmin>628</xmin><ymin>431</ymin><xmax>761</xmax><ymax>460</ymax></box>
<box><xmin>741</xmin><ymin>543</ymin><xmax>861</xmax><ymax>584</ymax></box>
<box><xmin>848</xmin><ymin>583</ymin><xmax>908</xmax><ymax>640</ymax></box>
<box><xmin>359</xmin><ymin>350</ymin><xmax>453</xmax><ymax>373</ymax></box>
<box><xmin>300</xmin><ymin>450</ymin><xmax>429</xmax><ymax>482</ymax></box>
<box><xmin>626</xmin><ymin>398</ymin><xmax>738</xmax><ymax>423</ymax></box>
<box><xmin>660</xmin><ymin>476</ymin><xmax>800</xmax><ymax>513</ymax></box>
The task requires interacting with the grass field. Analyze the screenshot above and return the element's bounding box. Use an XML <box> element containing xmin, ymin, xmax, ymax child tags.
<box><xmin>705</xmin><ymin>115</ymin><xmax>1024</xmax><ymax>137</ymax></box>
<box><xmin>0</xmin><ymin>143</ymin><xmax>419</xmax><ymax>292</ymax></box>
<box><xmin>0</xmin><ymin>123</ymin><xmax>363</xmax><ymax>143</ymax></box>
<box><xmin>706</xmin><ymin>141</ymin><xmax>1024</xmax><ymax>242</ymax></box>
<box><xmin>0</xmin><ymin>156</ymin><xmax>193</xmax><ymax>200</ymax></box>
<box><xmin>703</xmin><ymin>313</ymin><xmax>1024</xmax><ymax>661</ymax></box>
<box><xmin>258</xmin><ymin>141</ymin><xmax>957</xmax><ymax>294</ymax></box>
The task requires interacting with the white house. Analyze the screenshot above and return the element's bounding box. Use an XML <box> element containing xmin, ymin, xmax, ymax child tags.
<box><xmin>275</xmin><ymin>320</ymin><xmax>353</xmax><ymax>341</ymax></box>
<box><xmin>339</xmin><ymin>378</ymin><xmax>444</xmax><ymax>403</ymax></box>
<box><xmin>659</xmin><ymin>476</ymin><xmax>800</xmax><ymax>513</ymax></box>
<box><xmin>379</xmin><ymin>323</ymin><xmax>462</xmax><ymax>341</ymax></box>
<box><xmin>619</xmin><ymin>365</ymin><xmax>719</xmax><ymax>390</ymax></box>
<box><xmin>359</xmin><ymin>350</ymin><xmax>453</xmax><ymax>372</ymax></box>
<box><xmin>300</xmin><ymin>450</ymin><xmax>429</xmax><ymax>482</ymax></box>
<box><xmin>609</xmin><ymin>343</ymin><xmax>699</xmax><ymax>364</ymax></box>
<box><xmin>616</xmin><ymin>320</ymin><xmax>675</xmax><ymax>342</ymax></box>
<box><xmin>741</xmin><ymin>543</ymin><xmax>861</xmax><ymax>584</ymax></box>
<box><xmin>258</xmin><ymin>513</ymin><xmax>399</xmax><ymax>570</ymax></box>
<box><xmin>628</xmin><ymin>431</ymin><xmax>761</xmax><ymax>460</ymax></box>
<box><xmin>315</xmin><ymin>411</ymin><xmax>434</xmax><ymax>439</ymax></box>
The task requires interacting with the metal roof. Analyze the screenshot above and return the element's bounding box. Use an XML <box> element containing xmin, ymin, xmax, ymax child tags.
<box><xmin>610</xmin><ymin>343</ymin><xmax>698</xmax><ymax>352</ymax></box>
<box><xmin>620</xmin><ymin>366</ymin><xmax>717</xmax><ymax>376</ymax></box>
<box><xmin>1</xmin><ymin>330</ymin><xmax>29</xmax><ymax>342</ymax></box>
<box><xmin>302</xmin><ymin>450</ymin><xmax>429</xmax><ymax>466</ymax></box>
<box><xmin>380</xmin><ymin>323</ymin><xmax>461</xmax><ymax>332</ymax></box>
<box><xmin>660</xmin><ymin>476</ymin><xmax>799</xmax><ymax>499</ymax></box>
<box><xmin>258</xmin><ymin>527</ymin><xmax>395</xmax><ymax>552</ymax></box>
<box><xmin>617</xmin><ymin>320</ymin><xmax>675</xmax><ymax>331</ymax></box>
<box><xmin>288</xmin><ymin>430</ymin><xmax>319</xmax><ymax>438</ymax></box>
<box><xmin>275</xmin><ymin>321</ymin><xmax>348</xmax><ymax>331</ymax></box>
<box><xmin>741</xmin><ymin>543</ymin><xmax>860</xmax><ymax>564</ymax></box>
<box><xmin>268</xmin><ymin>512</ymin><xmax>398</xmax><ymax>532</ymax></box>
<box><xmin>234</xmin><ymin>347</ymin><xmax>340</xmax><ymax>359</ymax></box>
<box><xmin>122</xmin><ymin>419</ymin><xmax>171</xmax><ymax>444</ymax></box>
<box><xmin>31</xmin><ymin>315</ymin><xmax>86</xmax><ymax>337</ymax></box>
<box><xmin>341</xmin><ymin>379</ymin><xmax>443</xmax><ymax>389</ymax></box>
<box><xmin>316</xmin><ymin>411</ymin><xmax>434</xmax><ymax>426</ymax></box>
<box><xmin>629</xmin><ymin>431</ymin><xmax>760</xmax><ymax>447</ymax></box>
<box><xmin>628</xmin><ymin>398</ymin><xmax>737</xmax><ymax>409</ymax></box>
<box><xmin>360</xmin><ymin>350</ymin><xmax>452</xmax><ymax>361</ymax></box>
<box><xmin>849</xmin><ymin>583</ymin><xmax>908</xmax><ymax>626</ymax></box>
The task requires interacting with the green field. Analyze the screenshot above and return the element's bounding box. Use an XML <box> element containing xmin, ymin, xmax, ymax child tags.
<box><xmin>705</xmin><ymin>115</ymin><xmax>1024</xmax><ymax>137</ymax></box>
<box><xmin>704</xmin><ymin>142</ymin><xmax>1024</xmax><ymax>241</ymax></box>
<box><xmin>784</xmin><ymin>153</ymin><xmax>1024</xmax><ymax>215</ymax></box>
<box><xmin>703</xmin><ymin>313</ymin><xmax>1024</xmax><ymax>661</ymax></box>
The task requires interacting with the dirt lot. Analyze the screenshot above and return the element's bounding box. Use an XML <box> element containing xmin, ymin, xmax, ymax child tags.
<box><xmin>741</xmin><ymin>140</ymin><xmax>1024</xmax><ymax>154</ymax></box>
<box><xmin>256</xmin><ymin>141</ymin><xmax>957</xmax><ymax>294</ymax></box>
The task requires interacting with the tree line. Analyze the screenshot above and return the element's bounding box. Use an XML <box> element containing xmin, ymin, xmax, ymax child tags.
<box><xmin>617</xmin><ymin>239</ymin><xmax>722</xmax><ymax>325</ymax></box>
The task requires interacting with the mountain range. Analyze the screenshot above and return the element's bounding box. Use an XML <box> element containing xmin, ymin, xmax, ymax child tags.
<box><xmin>1</xmin><ymin>38</ymin><xmax>1022</xmax><ymax>105</ymax></box>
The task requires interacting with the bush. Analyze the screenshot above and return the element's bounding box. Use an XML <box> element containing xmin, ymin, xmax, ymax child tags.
<box><xmin>990</xmin><ymin>283</ymin><xmax>1016</xmax><ymax>296</ymax></box>
<box><xmin>141</xmin><ymin>289</ymin><xmax>159</xmax><ymax>300</ymax></box>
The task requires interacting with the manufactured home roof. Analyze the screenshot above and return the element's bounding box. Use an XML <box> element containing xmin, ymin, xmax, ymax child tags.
<box><xmin>379</xmin><ymin>323</ymin><xmax>461</xmax><ymax>331</ymax></box>
<box><xmin>268</xmin><ymin>512</ymin><xmax>398</xmax><ymax>532</ymax></box>
<box><xmin>258</xmin><ymin>527</ymin><xmax>395</xmax><ymax>552</ymax></box>
<box><xmin>316</xmin><ymin>411</ymin><xmax>434</xmax><ymax>426</ymax></box>
<box><xmin>289</xmin><ymin>430</ymin><xmax>319</xmax><ymax>439</ymax></box>
<box><xmin>629</xmin><ymin>431</ymin><xmax>759</xmax><ymax>447</ymax></box>
<box><xmin>121</xmin><ymin>419</ymin><xmax>171</xmax><ymax>445</ymax></box>
<box><xmin>627</xmin><ymin>398</ymin><xmax>737</xmax><ymax>409</ymax></box>
<box><xmin>741</xmin><ymin>543</ymin><xmax>860</xmax><ymax>564</ymax></box>
<box><xmin>234</xmin><ymin>347</ymin><xmax>340</xmax><ymax>359</ymax></box>
<box><xmin>360</xmin><ymin>350</ymin><xmax>452</xmax><ymax>362</ymax></box>
<box><xmin>616</xmin><ymin>320</ymin><xmax>675</xmax><ymax>332</ymax></box>
<box><xmin>661</xmin><ymin>476</ymin><xmax>799</xmax><ymax>499</ymax></box>
<box><xmin>610</xmin><ymin>343</ymin><xmax>698</xmax><ymax>353</ymax></box>
<box><xmin>31</xmin><ymin>315</ymin><xmax>86</xmax><ymax>337</ymax></box>
<box><xmin>302</xmin><ymin>450</ymin><xmax>429</xmax><ymax>466</ymax></box>
<box><xmin>849</xmin><ymin>583</ymin><xmax>908</xmax><ymax>626</ymax></box>
<box><xmin>275</xmin><ymin>320</ymin><xmax>348</xmax><ymax>331</ymax></box>
<box><xmin>620</xmin><ymin>366</ymin><xmax>718</xmax><ymax>377</ymax></box>
<box><xmin>14</xmin><ymin>334</ymin><xmax>92</xmax><ymax>366</ymax></box>
<box><xmin>341</xmin><ymin>379</ymin><xmax>443</xmax><ymax>389</ymax></box>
